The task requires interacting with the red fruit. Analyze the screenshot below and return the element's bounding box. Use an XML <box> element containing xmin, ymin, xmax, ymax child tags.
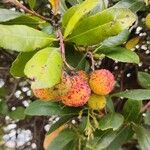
<box><xmin>89</xmin><ymin>69</ymin><xmax>115</xmax><ymax>95</ymax></box>
<box><xmin>59</xmin><ymin>74</ymin><xmax>91</xmax><ymax>107</ymax></box>
<box><xmin>32</xmin><ymin>72</ymin><xmax>71</xmax><ymax>101</ymax></box>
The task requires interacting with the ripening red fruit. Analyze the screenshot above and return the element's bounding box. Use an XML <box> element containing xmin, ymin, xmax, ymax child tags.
<box><xmin>59</xmin><ymin>74</ymin><xmax>91</xmax><ymax>107</ymax></box>
<box><xmin>89</xmin><ymin>69</ymin><xmax>115</xmax><ymax>95</ymax></box>
<box><xmin>32</xmin><ymin>88</ymin><xmax>57</xmax><ymax>101</ymax></box>
<box><xmin>32</xmin><ymin>72</ymin><xmax>71</xmax><ymax>101</ymax></box>
<box><xmin>77</xmin><ymin>70</ymin><xmax>89</xmax><ymax>82</ymax></box>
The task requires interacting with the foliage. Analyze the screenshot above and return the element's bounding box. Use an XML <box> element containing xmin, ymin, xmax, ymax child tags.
<box><xmin>0</xmin><ymin>0</ymin><xmax>150</xmax><ymax>149</ymax></box>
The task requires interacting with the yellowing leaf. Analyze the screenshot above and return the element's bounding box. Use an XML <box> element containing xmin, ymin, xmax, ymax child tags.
<box><xmin>145</xmin><ymin>13</ymin><xmax>150</xmax><ymax>29</ymax></box>
<box><xmin>125</xmin><ymin>36</ymin><xmax>141</xmax><ymax>50</ymax></box>
<box><xmin>49</xmin><ymin>0</ymin><xmax>60</xmax><ymax>15</ymax></box>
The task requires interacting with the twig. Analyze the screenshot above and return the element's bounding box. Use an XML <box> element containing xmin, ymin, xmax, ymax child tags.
<box><xmin>57</xmin><ymin>28</ymin><xmax>74</xmax><ymax>70</ymax></box>
<box><xmin>140</xmin><ymin>101</ymin><xmax>150</xmax><ymax>113</ymax></box>
<box><xmin>3</xmin><ymin>0</ymin><xmax>53</xmax><ymax>23</ymax></box>
<box><xmin>87</xmin><ymin>51</ymin><xmax>95</xmax><ymax>71</ymax></box>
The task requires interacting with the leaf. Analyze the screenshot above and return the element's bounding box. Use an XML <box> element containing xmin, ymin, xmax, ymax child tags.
<box><xmin>100</xmin><ymin>30</ymin><xmax>130</xmax><ymax>48</ymax></box>
<box><xmin>9</xmin><ymin>107</ymin><xmax>25</xmax><ymax>120</ymax></box>
<box><xmin>28</xmin><ymin>0</ymin><xmax>36</xmax><ymax>9</ymax></box>
<box><xmin>49</xmin><ymin>0</ymin><xmax>60</xmax><ymax>15</ymax></box>
<box><xmin>94</xmin><ymin>126</ymin><xmax>133</xmax><ymax>150</ymax></box>
<box><xmin>67</xmin><ymin>8</ymin><xmax>136</xmax><ymax>46</ymax></box>
<box><xmin>64</xmin><ymin>0</ymin><xmax>100</xmax><ymax>38</ymax></box>
<box><xmin>0</xmin><ymin>99</ymin><xmax>8</xmax><ymax>115</ymax></box>
<box><xmin>106</xmin><ymin>126</ymin><xmax>133</xmax><ymax>150</ymax></box>
<box><xmin>112</xmin><ymin>89</ymin><xmax>150</xmax><ymax>100</ymax></box>
<box><xmin>96</xmin><ymin>47</ymin><xmax>139</xmax><ymax>64</ymax></box>
<box><xmin>106</xmin><ymin>97</ymin><xmax>115</xmax><ymax>113</ymax></box>
<box><xmin>24</xmin><ymin>47</ymin><xmax>63</xmax><ymax>89</ymax></box>
<box><xmin>25</xmin><ymin>101</ymin><xmax>81</xmax><ymax>116</ymax></box>
<box><xmin>113</xmin><ymin>0</ymin><xmax>145</xmax><ymax>13</ymax></box>
<box><xmin>2</xmin><ymin>15</ymin><xmax>44</xmax><ymax>28</ymax></box>
<box><xmin>123</xmin><ymin>99</ymin><xmax>142</xmax><ymax>123</ymax></box>
<box><xmin>0</xmin><ymin>8</ymin><xmax>21</xmax><ymax>22</ymax></box>
<box><xmin>138</xmin><ymin>72</ymin><xmax>150</xmax><ymax>89</ymax></box>
<box><xmin>133</xmin><ymin>125</ymin><xmax>150</xmax><ymax>150</ymax></box>
<box><xmin>62</xmin><ymin>5</ymin><xmax>79</xmax><ymax>29</ymax></box>
<box><xmin>48</xmin><ymin>129</ymin><xmax>77</xmax><ymax>150</ymax></box>
<box><xmin>144</xmin><ymin>109</ymin><xmax>150</xmax><ymax>125</ymax></box>
<box><xmin>0</xmin><ymin>25</ymin><xmax>55</xmax><ymax>52</ymax></box>
<box><xmin>99</xmin><ymin>113</ymin><xmax>124</xmax><ymax>131</ymax></box>
<box><xmin>10</xmin><ymin>51</ymin><xmax>36</xmax><ymax>77</ymax></box>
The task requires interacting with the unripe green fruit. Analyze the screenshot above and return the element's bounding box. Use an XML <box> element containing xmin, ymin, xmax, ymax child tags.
<box><xmin>88</xmin><ymin>94</ymin><xmax>106</xmax><ymax>110</ymax></box>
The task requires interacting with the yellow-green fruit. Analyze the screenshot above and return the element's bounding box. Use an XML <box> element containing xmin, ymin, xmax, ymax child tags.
<box><xmin>145</xmin><ymin>13</ymin><xmax>150</xmax><ymax>29</ymax></box>
<box><xmin>88</xmin><ymin>94</ymin><xmax>106</xmax><ymax>110</ymax></box>
<box><xmin>32</xmin><ymin>72</ymin><xmax>71</xmax><ymax>101</ymax></box>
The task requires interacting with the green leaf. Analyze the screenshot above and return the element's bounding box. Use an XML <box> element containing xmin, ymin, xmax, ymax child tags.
<box><xmin>112</xmin><ymin>89</ymin><xmax>150</xmax><ymax>100</ymax></box>
<box><xmin>144</xmin><ymin>109</ymin><xmax>150</xmax><ymax>125</ymax></box>
<box><xmin>28</xmin><ymin>0</ymin><xmax>36</xmax><ymax>9</ymax></box>
<box><xmin>99</xmin><ymin>113</ymin><xmax>124</xmax><ymax>131</ymax></box>
<box><xmin>0</xmin><ymin>8</ymin><xmax>21</xmax><ymax>22</ymax></box>
<box><xmin>2</xmin><ymin>15</ymin><xmax>44</xmax><ymax>28</ymax></box>
<box><xmin>106</xmin><ymin>126</ymin><xmax>133</xmax><ymax>150</ymax></box>
<box><xmin>62</xmin><ymin>5</ymin><xmax>79</xmax><ymax>29</ymax></box>
<box><xmin>10</xmin><ymin>51</ymin><xmax>36</xmax><ymax>77</ymax></box>
<box><xmin>123</xmin><ymin>99</ymin><xmax>142</xmax><ymax>123</ymax></box>
<box><xmin>48</xmin><ymin>116</ymin><xmax>72</xmax><ymax>134</ymax></box>
<box><xmin>138</xmin><ymin>72</ymin><xmax>150</xmax><ymax>89</ymax></box>
<box><xmin>0</xmin><ymin>25</ymin><xmax>55</xmax><ymax>52</ymax></box>
<box><xmin>48</xmin><ymin>129</ymin><xmax>77</xmax><ymax>150</ymax></box>
<box><xmin>9</xmin><ymin>107</ymin><xmax>25</xmax><ymax>120</ymax></box>
<box><xmin>25</xmin><ymin>101</ymin><xmax>81</xmax><ymax>116</ymax></box>
<box><xmin>106</xmin><ymin>97</ymin><xmax>115</xmax><ymax>113</ymax></box>
<box><xmin>67</xmin><ymin>8</ymin><xmax>136</xmax><ymax>46</ymax></box>
<box><xmin>64</xmin><ymin>0</ymin><xmax>100</xmax><ymax>38</ymax></box>
<box><xmin>99</xmin><ymin>30</ymin><xmax>130</xmax><ymax>48</ymax></box>
<box><xmin>24</xmin><ymin>47</ymin><xmax>63</xmax><ymax>89</ymax></box>
<box><xmin>113</xmin><ymin>0</ymin><xmax>145</xmax><ymax>13</ymax></box>
<box><xmin>96</xmin><ymin>47</ymin><xmax>139</xmax><ymax>64</ymax></box>
<box><xmin>0</xmin><ymin>99</ymin><xmax>8</xmax><ymax>115</ymax></box>
<box><xmin>133</xmin><ymin>125</ymin><xmax>150</xmax><ymax>150</ymax></box>
<box><xmin>93</xmin><ymin>126</ymin><xmax>133</xmax><ymax>150</ymax></box>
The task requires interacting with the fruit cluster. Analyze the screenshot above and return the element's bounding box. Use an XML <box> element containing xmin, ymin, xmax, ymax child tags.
<box><xmin>32</xmin><ymin>69</ymin><xmax>115</xmax><ymax>110</ymax></box>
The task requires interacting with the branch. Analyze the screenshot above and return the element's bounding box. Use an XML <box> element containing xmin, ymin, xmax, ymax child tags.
<box><xmin>57</xmin><ymin>28</ymin><xmax>74</xmax><ymax>70</ymax></box>
<box><xmin>3</xmin><ymin>0</ymin><xmax>53</xmax><ymax>23</ymax></box>
<box><xmin>87</xmin><ymin>51</ymin><xmax>95</xmax><ymax>71</ymax></box>
<box><xmin>140</xmin><ymin>101</ymin><xmax>150</xmax><ymax>113</ymax></box>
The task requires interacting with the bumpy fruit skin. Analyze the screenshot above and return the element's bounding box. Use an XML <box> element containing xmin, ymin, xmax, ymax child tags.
<box><xmin>89</xmin><ymin>69</ymin><xmax>115</xmax><ymax>95</ymax></box>
<box><xmin>88</xmin><ymin>94</ymin><xmax>106</xmax><ymax>110</ymax></box>
<box><xmin>43</xmin><ymin>124</ymin><xmax>67</xmax><ymax>150</ymax></box>
<box><xmin>77</xmin><ymin>70</ymin><xmax>89</xmax><ymax>82</ymax></box>
<box><xmin>32</xmin><ymin>88</ymin><xmax>57</xmax><ymax>101</ymax></box>
<box><xmin>32</xmin><ymin>72</ymin><xmax>71</xmax><ymax>101</ymax></box>
<box><xmin>60</xmin><ymin>75</ymin><xmax>91</xmax><ymax>107</ymax></box>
